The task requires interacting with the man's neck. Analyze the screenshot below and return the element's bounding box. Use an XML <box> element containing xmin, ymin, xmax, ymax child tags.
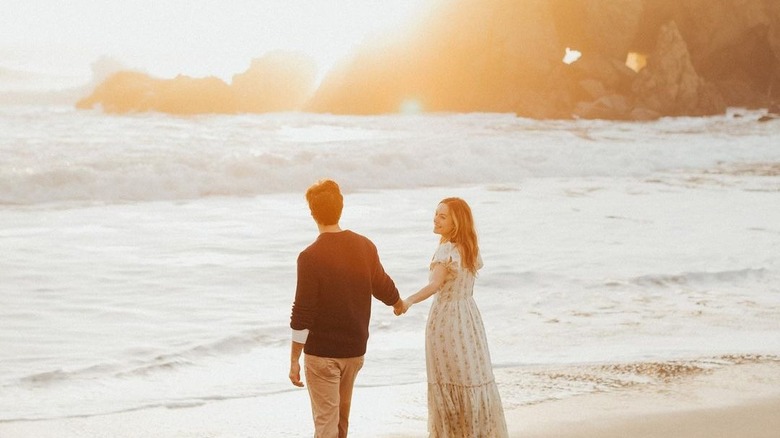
<box><xmin>317</xmin><ymin>223</ymin><xmax>343</xmax><ymax>234</ymax></box>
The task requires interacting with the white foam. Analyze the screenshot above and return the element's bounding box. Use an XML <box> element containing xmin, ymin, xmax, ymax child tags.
<box><xmin>0</xmin><ymin>108</ymin><xmax>778</xmax><ymax>205</ymax></box>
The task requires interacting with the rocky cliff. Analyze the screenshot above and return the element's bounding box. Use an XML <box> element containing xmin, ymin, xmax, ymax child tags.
<box><xmin>78</xmin><ymin>0</ymin><xmax>780</xmax><ymax>119</ymax></box>
<box><xmin>76</xmin><ymin>52</ymin><xmax>316</xmax><ymax>115</ymax></box>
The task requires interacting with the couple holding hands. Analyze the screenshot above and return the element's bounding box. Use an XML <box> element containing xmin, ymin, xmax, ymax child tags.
<box><xmin>289</xmin><ymin>179</ymin><xmax>507</xmax><ymax>438</ymax></box>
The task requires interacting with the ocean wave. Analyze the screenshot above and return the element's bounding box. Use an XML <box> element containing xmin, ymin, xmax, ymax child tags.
<box><xmin>1</xmin><ymin>109</ymin><xmax>778</xmax><ymax>205</ymax></box>
<box><xmin>116</xmin><ymin>328</ymin><xmax>286</xmax><ymax>378</ymax></box>
<box><xmin>0</xmin><ymin>386</ymin><xmax>304</xmax><ymax>424</ymax></box>
<box><xmin>630</xmin><ymin>268</ymin><xmax>768</xmax><ymax>287</ymax></box>
<box><xmin>19</xmin><ymin>369</ymin><xmax>72</xmax><ymax>386</ymax></box>
<box><xmin>5</xmin><ymin>353</ymin><xmax>778</xmax><ymax>423</ymax></box>
<box><xmin>14</xmin><ymin>328</ymin><xmax>285</xmax><ymax>387</ymax></box>
<box><xmin>483</xmin><ymin>267</ymin><xmax>772</xmax><ymax>291</ymax></box>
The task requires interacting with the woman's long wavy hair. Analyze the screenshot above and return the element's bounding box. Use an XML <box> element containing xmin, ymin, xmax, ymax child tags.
<box><xmin>439</xmin><ymin>197</ymin><xmax>479</xmax><ymax>275</ymax></box>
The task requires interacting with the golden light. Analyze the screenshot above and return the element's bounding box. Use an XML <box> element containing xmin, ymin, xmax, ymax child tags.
<box><xmin>562</xmin><ymin>47</ymin><xmax>582</xmax><ymax>65</ymax></box>
<box><xmin>626</xmin><ymin>52</ymin><xmax>647</xmax><ymax>73</ymax></box>
<box><xmin>400</xmin><ymin>98</ymin><xmax>423</xmax><ymax>114</ymax></box>
<box><xmin>2</xmin><ymin>0</ymin><xmax>432</xmax><ymax>83</ymax></box>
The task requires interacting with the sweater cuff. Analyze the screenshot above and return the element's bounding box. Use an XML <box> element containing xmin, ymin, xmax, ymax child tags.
<box><xmin>291</xmin><ymin>328</ymin><xmax>309</xmax><ymax>344</ymax></box>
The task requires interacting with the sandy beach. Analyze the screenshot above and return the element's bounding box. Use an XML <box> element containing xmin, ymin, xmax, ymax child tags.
<box><xmin>518</xmin><ymin>396</ymin><xmax>780</xmax><ymax>438</ymax></box>
<box><xmin>1</xmin><ymin>360</ymin><xmax>777</xmax><ymax>437</ymax></box>
<box><xmin>512</xmin><ymin>361</ymin><xmax>780</xmax><ymax>438</ymax></box>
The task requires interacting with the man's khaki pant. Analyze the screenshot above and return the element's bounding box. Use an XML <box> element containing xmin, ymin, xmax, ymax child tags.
<box><xmin>304</xmin><ymin>354</ymin><xmax>365</xmax><ymax>438</ymax></box>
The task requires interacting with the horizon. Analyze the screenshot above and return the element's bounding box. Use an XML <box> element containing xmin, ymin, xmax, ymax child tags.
<box><xmin>1</xmin><ymin>0</ymin><xmax>430</xmax><ymax>90</ymax></box>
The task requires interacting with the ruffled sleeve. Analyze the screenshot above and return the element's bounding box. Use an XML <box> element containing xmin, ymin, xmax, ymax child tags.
<box><xmin>430</xmin><ymin>242</ymin><xmax>457</xmax><ymax>271</ymax></box>
<box><xmin>430</xmin><ymin>242</ymin><xmax>484</xmax><ymax>275</ymax></box>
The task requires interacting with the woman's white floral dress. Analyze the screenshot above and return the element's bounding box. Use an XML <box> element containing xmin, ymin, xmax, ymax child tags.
<box><xmin>425</xmin><ymin>242</ymin><xmax>508</xmax><ymax>437</ymax></box>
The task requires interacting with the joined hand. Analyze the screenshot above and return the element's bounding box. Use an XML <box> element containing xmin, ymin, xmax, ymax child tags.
<box><xmin>393</xmin><ymin>298</ymin><xmax>411</xmax><ymax>316</ymax></box>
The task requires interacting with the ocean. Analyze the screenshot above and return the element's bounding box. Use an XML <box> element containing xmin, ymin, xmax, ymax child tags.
<box><xmin>1</xmin><ymin>105</ymin><xmax>779</xmax><ymax>435</ymax></box>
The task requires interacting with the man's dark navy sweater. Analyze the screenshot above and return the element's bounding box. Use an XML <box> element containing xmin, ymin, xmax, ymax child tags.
<box><xmin>290</xmin><ymin>230</ymin><xmax>399</xmax><ymax>358</ymax></box>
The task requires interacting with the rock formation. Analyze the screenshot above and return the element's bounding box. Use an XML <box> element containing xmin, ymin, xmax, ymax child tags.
<box><xmin>77</xmin><ymin>0</ymin><xmax>780</xmax><ymax>119</ymax></box>
<box><xmin>631</xmin><ymin>21</ymin><xmax>726</xmax><ymax>117</ymax></box>
<box><xmin>231</xmin><ymin>52</ymin><xmax>316</xmax><ymax>113</ymax></box>
<box><xmin>637</xmin><ymin>0</ymin><xmax>778</xmax><ymax>108</ymax></box>
<box><xmin>77</xmin><ymin>52</ymin><xmax>315</xmax><ymax>115</ymax></box>
<box><xmin>306</xmin><ymin>0</ymin><xmax>563</xmax><ymax>115</ymax></box>
<box><xmin>307</xmin><ymin>0</ymin><xmax>778</xmax><ymax>119</ymax></box>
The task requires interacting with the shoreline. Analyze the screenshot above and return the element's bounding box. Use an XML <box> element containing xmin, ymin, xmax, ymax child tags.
<box><xmin>1</xmin><ymin>361</ymin><xmax>778</xmax><ymax>437</ymax></box>
<box><xmin>508</xmin><ymin>361</ymin><xmax>780</xmax><ymax>438</ymax></box>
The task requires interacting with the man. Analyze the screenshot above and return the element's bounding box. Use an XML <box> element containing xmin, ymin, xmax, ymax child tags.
<box><xmin>289</xmin><ymin>179</ymin><xmax>403</xmax><ymax>438</ymax></box>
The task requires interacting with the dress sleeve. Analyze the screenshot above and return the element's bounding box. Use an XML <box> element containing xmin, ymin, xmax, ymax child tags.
<box><xmin>430</xmin><ymin>242</ymin><xmax>455</xmax><ymax>270</ymax></box>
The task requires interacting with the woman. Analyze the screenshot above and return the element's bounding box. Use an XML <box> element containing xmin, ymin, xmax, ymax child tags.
<box><xmin>397</xmin><ymin>197</ymin><xmax>508</xmax><ymax>437</ymax></box>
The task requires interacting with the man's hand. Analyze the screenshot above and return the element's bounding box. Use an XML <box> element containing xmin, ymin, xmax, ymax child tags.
<box><xmin>289</xmin><ymin>340</ymin><xmax>305</xmax><ymax>387</ymax></box>
<box><xmin>393</xmin><ymin>298</ymin><xmax>410</xmax><ymax>316</ymax></box>
<box><xmin>290</xmin><ymin>360</ymin><xmax>304</xmax><ymax>387</ymax></box>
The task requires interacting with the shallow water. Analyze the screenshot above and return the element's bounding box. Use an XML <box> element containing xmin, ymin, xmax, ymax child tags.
<box><xmin>1</xmin><ymin>107</ymin><xmax>779</xmax><ymax>423</ymax></box>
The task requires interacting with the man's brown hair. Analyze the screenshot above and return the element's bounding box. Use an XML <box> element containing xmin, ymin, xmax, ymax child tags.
<box><xmin>306</xmin><ymin>179</ymin><xmax>343</xmax><ymax>225</ymax></box>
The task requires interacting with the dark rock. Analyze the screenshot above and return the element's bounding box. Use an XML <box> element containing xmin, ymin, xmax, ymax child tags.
<box><xmin>632</xmin><ymin>21</ymin><xmax>726</xmax><ymax>116</ymax></box>
<box><xmin>231</xmin><ymin>52</ymin><xmax>316</xmax><ymax>113</ymax></box>
<box><xmin>629</xmin><ymin>107</ymin><xmax>662</xmax><ymax>121</ymax></box>
<box><xmin>77</xmin><ymin>72</ymin><xmax>238</xmax><ymax>114</ymax></box>
<box><xmin>76</xmin><ymin>52</ymin><xmax>317</xmax><ymax>115</ymax></box>
<box><xmin>309</xmin><ymin>0</ymin><xmax>563</xmax><ymax>114</ymax></box>
<box><xmin>551</xmin><ymin>0</ymin><xmax>644</xmax><ymax>59</ymax></box>
<box><xmin>76</xmin><ymin>71</ymin><xmax>162</xmax><ymax>113</ymax></box>
<box><xmin>76</xmin><ymin>0</ymin><xmax>780</xmax><ymax>118</ymax></box>
<box><xmin>579</xmin><ymin>79</ymin><xmax>609</xmax><ymax>100</ymax></box>
<box><xmin>573</xmin><ymin>94</ymin><xmax>632</xmax><ymax>120</ymax></box>
<box><xmin>567</xmin><ymin>54</ymin><xmax>637</xmax><ymax>94</ymax></box>
<box><xmin>156</xmin><ymin>75</ymin><xmax>237</xmax><ymax>115</ymax></box>
<box><xmin>637</xmin><ymin>0</ymin><xmax>779</xmax><ymax>106</ymax></box>
<box><xmin>714</xmin><ymin>80</ymin><xmax>771</xmax><ymax>108</ymax></box>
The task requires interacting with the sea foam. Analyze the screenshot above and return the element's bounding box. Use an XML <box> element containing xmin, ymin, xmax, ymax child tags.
<box><xmin>0</xmin><ymin>108</ymin><xmax>777</xmax><ymax>205</ymax></box>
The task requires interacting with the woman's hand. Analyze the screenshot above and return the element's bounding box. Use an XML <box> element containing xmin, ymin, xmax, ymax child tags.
<box><xmin>393</xmin><ymin>298</ymin><xmax>411</xmax><ymax>316</ymax></box>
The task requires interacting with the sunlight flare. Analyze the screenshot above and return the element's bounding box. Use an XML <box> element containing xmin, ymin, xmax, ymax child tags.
<box><xmin>562</xmin><ymin>47</ymin><xmax>582</xmax><ymax>64</ymax></box>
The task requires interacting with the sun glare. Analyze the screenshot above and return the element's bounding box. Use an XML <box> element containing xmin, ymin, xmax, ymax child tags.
<box><xmin>400</xmin><ymin>98</ymin><xmax>423</xmax><ymax>114</ymax></box>
<box><xmin>253</xmin><ymin>0</ymin><xmax>428</xmax><ymax>81</ymax></box>
<box><xmin>562</xmin><ymin>47</ymin><xmax>582</xmax><ymax>65</ymax></box>
<box><xmin>626</xmin><ymin>52</ymin><xmax>647</xmax><ymax>73</ymax></box>
<box><xmin>2</xmin><ymin>0</ymin><xmax>430</xmax><ymax>83</ymax></box>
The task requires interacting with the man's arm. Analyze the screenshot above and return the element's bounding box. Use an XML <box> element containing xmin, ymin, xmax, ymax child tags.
<box><xmin>289</xmin><ymin>341</ymin><xmax>305</xmax><ymax>387</ymax></box>
<box><xmin>369</xmin><ymin>244</ymin><xmax>401</xmax><ymax>306</ymax></box>
<box><xmin>289</xmin><ymin>253</ymin><xmax>315</xmax><ymax>387</ymax></box>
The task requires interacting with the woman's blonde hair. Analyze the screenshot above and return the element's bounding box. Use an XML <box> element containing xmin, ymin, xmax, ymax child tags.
<box><xmin>439</xmin><ymin>197</ymin><xmax>479</xmax><ymax>274</ymax></box>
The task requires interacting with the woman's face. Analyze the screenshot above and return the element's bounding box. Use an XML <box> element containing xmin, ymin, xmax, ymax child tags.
<box><xmin>433</xmin><ymin>203</ymin><xmax>454</xmax><ymax>237</ymax></box>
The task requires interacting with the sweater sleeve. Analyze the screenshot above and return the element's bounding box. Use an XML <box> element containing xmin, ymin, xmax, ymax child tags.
<box><xmin>369</xmin><ymin>244</ymin><xmax>400</xmax><ymax>306</ymax></box>
<box><xmin>290</xmin><ymin>251</ymin><xmax>319</xmax><ymax>331</ymax></box>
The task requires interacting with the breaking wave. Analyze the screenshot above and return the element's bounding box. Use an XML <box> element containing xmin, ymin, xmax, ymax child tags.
<box><xmin>1</xmin><ymin>108</ymin><xmax>777</xmax><ymax>206</ymax></box>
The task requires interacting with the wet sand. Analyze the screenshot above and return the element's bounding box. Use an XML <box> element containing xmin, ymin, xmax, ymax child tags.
<box><xmin>512</xmin><ymin>362</ymin><xmax>780</xmax><ymax>438</ymax></box>
<box><xmin>1</xmin><ymin>361</ymin><xmax>778</xmax><ymax>437</ymax></box>
<box><xmin>518</xmin><ymin>396</ymin><xmax>780</xmax><ymax>438</ymax></box>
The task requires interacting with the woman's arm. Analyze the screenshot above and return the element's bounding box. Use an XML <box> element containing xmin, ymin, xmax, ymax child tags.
<box><xmin>395</xmin><ymin>264</ymin><xmax>448</xmax><ymax>315</ymax></box>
